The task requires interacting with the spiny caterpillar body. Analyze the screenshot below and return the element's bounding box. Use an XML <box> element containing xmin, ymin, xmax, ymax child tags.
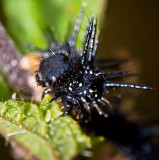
<box><xmin>35</xmin><ymin>8</ymin><xmax>151</xmax><ymax>122</ymax></box>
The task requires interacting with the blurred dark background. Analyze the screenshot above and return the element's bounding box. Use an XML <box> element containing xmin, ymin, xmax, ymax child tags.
<box><xmin>0</xmin><ymin>0</ymin><xmax>159</xmax><ymax>159</ymax></box>
<box><xmin>100</xmin><ymin>0</ymin><xmax>159</xmax><ymax>118</ymax></box>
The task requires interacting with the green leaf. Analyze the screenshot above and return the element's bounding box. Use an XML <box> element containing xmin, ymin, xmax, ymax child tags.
<box><xmin>2</xmin><ymin>0</ymin><xmax>107</xmax><ymax>51</ymax></box>
<box><xmin>38</xmin><ymin>0</ymin><xmax>106</xmax><ymax>45</ymax></box>
<box><xmin>0</xmin><ymin>71</ymin><xmax>11</xmax><ymax>100</ymax></box>
<box><xmin>0</xmin><ymin>95</ymin><xmax>92</xmax><ymax>160</ymax></box>
<box><xmin>2</xmin><ymin>0</ymin><xmax>48</xmax><ymax>51</ymax></box>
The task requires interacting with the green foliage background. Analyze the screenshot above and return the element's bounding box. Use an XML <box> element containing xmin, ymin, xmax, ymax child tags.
<box><xmin>2</xmin><ymin>0</ymin><xmax>105</xmax><ymax>51</ymax></box>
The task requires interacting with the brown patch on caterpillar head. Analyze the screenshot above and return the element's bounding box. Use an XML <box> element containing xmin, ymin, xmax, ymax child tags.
<box><xmin>20</xmin><ymin>54</ymin><xmax>41</xmax><ymax>73</ymax></box>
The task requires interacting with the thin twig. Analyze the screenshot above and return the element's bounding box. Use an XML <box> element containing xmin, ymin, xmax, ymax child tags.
<box><xmin>0</xmin><ymin>23</ymin><xmax>33</xmax><ymax>96</ymax></box>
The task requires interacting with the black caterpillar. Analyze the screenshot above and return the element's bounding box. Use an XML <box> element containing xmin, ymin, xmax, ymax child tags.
<box><xmin>35</xmin><ymin>8</ymin><xmax>151</xmax><ymax>122</ymax></box>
